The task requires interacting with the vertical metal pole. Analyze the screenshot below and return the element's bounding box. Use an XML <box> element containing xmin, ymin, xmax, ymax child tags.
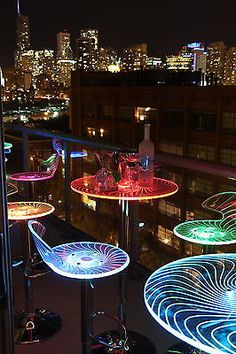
<box><xmin>118</xmin><ymin>199</ymin><xmax>129</xmax><ymax>325</ymax></box>
<box><xmin>81</xmin><ymin>280</ymin><xmax>93</xmax><ymax>354</ymax></box>
<box><xmin>63</xmin><ymin>141</ymin><xmax>71</xmax><ymax>223</ymax></box>
<box><xmin>0</xmin><ymin>69</ymin><xmax>15</xmax><ymax>354</ymax></box>
<box><xmin>22</xmin><ymin>131</ymin><xmax>30</xmax><ymax>199</ymax></box>
<box><xmin>129</xmin><ymin>201</ymin><xmax>139</xmax><ymax>266</ymax></box>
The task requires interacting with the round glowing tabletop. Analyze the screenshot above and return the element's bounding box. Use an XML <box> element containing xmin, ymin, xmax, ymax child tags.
<box><xmin>71</xmin><ymin>176</ymin><xmax>178</xmax><ymax>201</ymax></box>
<box><xmin>49</xmin><ymin>241</ymin><xmax>130</xmax><ymax>280</ymax></box>
<box><xmin>144</xmin><ymin>253</ymin><xmax>236</xmax><ymax>354</ymax></box>
<box><xmin>7</xmin><ymin>202</ymin><xmax>55</xmax><ymax>220</ymax></box>
<box><xmin>7</xmin><ymin>182</ymin><xmax>18</xmax><ymax>196</ymax></box>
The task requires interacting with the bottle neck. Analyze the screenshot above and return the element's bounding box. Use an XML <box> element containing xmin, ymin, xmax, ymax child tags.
<box><xmin>144</xmin><ymin>124</ymin><xmax>150</xmax><ymax>140</ymax></box>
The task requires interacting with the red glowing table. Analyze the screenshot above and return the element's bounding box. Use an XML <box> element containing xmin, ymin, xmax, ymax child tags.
<box><xmin>7</xmin><ymin>201</ymin><xmax>60</xmax><ymax>344</ymax></box>
<box><xmin>71</xmin><ymin>176</ymin><xmax>178</xmax><ymax>325</ymax></box>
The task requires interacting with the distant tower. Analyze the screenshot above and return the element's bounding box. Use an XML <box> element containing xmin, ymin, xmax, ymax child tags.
<box><xmin>56</xmin><ymin>31</ymin><xmax>75</xmax><ymax>87</ymax></box>
<box><xmin>206</xmin><ymin>41</ymin><xmax>226</xmax><ymax>84</ymax></box>
<box><xmin>16</xmin><ymin>0</ymin><xmax>30</xmax><ymax>52</ymax></box>
<box><xmin>76</xmin><ymin>29</ymin><xmax>99</xmax><ymax>70</ymax></box>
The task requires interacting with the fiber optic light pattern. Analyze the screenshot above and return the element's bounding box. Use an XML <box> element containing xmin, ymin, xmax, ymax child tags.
<box><xmin>71</xmin><ymin>176</ymin><xmax>178</xmax><ymax>201</ymax></box>
<box><xmin>10</xmin><ymin>154</ymin><xmax>60</xmax><ymax>182</ymax></box>
<box><xmin>144</xmin><ymin>254</ymin><xmax>236</xmax><ymax>354</ymax></box>
<box><xmin>174</xmin><ymin>192</ymin><xmax>236</xmax><ymax>245</ymax></box>
<box><xmin>8</xmin><ymin>202</ymin><xmax>55</xmax><ymax>220</ymax></box>
<box><xmin>52</xmin><ymin>139</ymin><xmax>87</xmax><ymax>158</ymax></box>
<box><xmin>28</xmin><ymin>221</ymin><xmax>130</xmax><ymax>280</ymax></box>
<box><xmin>4</xmin><ymin>142</ymin><xmax>12</xmax><ymax>150</ymax></box>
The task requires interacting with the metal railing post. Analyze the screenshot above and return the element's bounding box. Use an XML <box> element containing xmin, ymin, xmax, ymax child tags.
<box><xmin>63</xmin><ymin>141</ymin><xmax>71</xmax><ymax>223</ymax></box>
<box><xmin>0</xmin><ymin>71</ymin><xmax>15</xmax><ymax>354</ymax></box>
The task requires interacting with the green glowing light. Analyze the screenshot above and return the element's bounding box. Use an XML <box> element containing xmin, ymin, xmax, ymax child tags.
<box><xmin>174</xmin><ymin>192</ymin><xmax>236</xmax><ymax>245</ymax></box>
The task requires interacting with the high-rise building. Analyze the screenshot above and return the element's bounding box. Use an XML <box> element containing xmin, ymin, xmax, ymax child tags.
<box><xmin>98</xmin><ymin>47</ymin><xmax>119</xmax><ymax>71</ymax></box>
<box><xmin>223</xmin><ymin>47</ymin><xmax>236</xmax><ymax>85</ymax></box>
<box><xmin>122</xmin><ymin>43</ymin><xmax>147</xmax><ymax>71</ymax></box>
<box><xmin>206</xmin><ymin>41</ymin><xmax>226</xmax><ymax>84</ymax></box>
<box><xmin>166</xmin><ymin>47</ymin><xmax>193</xmax><ymax>71</ymax></box>
<box><xmin>187</xmin><ymin>42</ymin><xmax>207</xmax><ymax>73</ymax></box>
<box><xmin>146</xmin><ymin>57</ymin><xmax>163</xmax><ymax>70</ymax></box>
<box><xmin>56</xmin><ymin>31</ymin><xmax>76</xmax><ymax>87</ymax></box>
<box><xmin>76</xmin><ymin>29</ymin><xmax>99</xmax><ymax>71</ymax></box>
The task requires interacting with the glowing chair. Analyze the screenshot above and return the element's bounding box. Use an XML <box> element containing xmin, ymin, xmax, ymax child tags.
<box><xmin>144</xmin><ymin>253</ymin><xmax>236</xmax><ymax>354</ymax></box>
<box><xmin>173</xmin><ymin>191</ymin><xmax>236</xmax><ymax>245</ymax></box>
<box><xmin>52</xmin><ymin>138</ymin><xmax>87</xmax><ymax>159</ymax></box>
<box><xmin>28</xmin><ymin>220</ymin><xmax>130</xmax><ymax>354</ymax></box>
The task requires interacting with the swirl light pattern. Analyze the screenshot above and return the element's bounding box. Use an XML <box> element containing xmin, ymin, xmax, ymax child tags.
<box><xmin>8</xmin><ymin>202</ymin><xmax>55</xmax><ymax>220</ymax></box>
<box><xmin>174</xmin><ymin>192</ymin><xmax>236</xmax><ymax>245</ymax></box>
<box><xmin>10</xmin><ymin>154</ymin><xmax>60</xmax><ymax>182</ymax></box>
<box><xmin>144</xmin><ymin>254</ymin><xmax>236</xmax><ymax>354</ymax></box>
<box><xmin>28</xmin><ymin>220</ymin><xmax>129</xmax><ymax>280</ymax></box>
<box><xmin>71</xmin><ymin>176</ymin><xmax>178</xmax><ymax>201</ymax></box>
<box><xmin>52</xmin><ymin>139</ymin><xmax>87</xmax><ymax>158</ymax></box>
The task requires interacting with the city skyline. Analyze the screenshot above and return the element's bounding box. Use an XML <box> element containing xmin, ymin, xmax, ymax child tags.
<box><xmin>1</xmin><ymin>0</ymin><xmax>236</xmax><ymax>67</ymax></box>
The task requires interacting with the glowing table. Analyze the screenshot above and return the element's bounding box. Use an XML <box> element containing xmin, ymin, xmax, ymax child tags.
<box><xmin>144</xmin><ymin>253</ymin><xmax>236</xmax><ymax>354</ymax></box>
<box><xmin>173</xmin><ymin>192</ymin><xmax>236</xmax><ymax>250</ymax></box>
<box><xmin>71</xmin><ymin>175</ymin><xmax>178</xmax><ymax>353</ymax></box>
<box><xmin>7</xmin><ymin>201</ymin><xmax>61</xmax><ymax>344</ymax></box>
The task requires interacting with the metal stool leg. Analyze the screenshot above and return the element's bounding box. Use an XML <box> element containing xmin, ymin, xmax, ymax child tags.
<box><xmin>81</xmin><ymin>280</ymin><xmax>93</xmax><ymax>354</ymax></box>
<box><xmin>15</xmin><ymin>221</ymin><xmax>61</xmax><ymax>344</ymax></box>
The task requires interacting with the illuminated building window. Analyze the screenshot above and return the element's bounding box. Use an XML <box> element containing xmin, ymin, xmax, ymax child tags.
<box><xmin>188</xmin><ymin>143</ymin><xmax>214</xmax><ymax>162</ymax></box>
<box><xmin>87</xmin><ymin>127</ymin><xmax>96</xmax><ymax>137</ymax></box>
<box><xmin>157</xmin><ymin>225</ymin><xmax>180</xmax><ymax>250</ymax></box>
<box><xmin>158</xmin><ymin>200</ymin><xmax>181</xmax><ymax>220</ymax></box>
<box><xmin>220</xmin><ymin>148</ymin><xmax>236</xmax><ymax>167</ymax></box>
<box><xmin>135</xmin><ymin>107</ymin><xmax>157</xmax><ymax>123</ymax></box>
<box><xmin>222</xmin><ymin>112</ymin><xmax>236</xmax><ymax>134</ymax></box>
<box><xmin>99</xmin><ymin>128</ymin><xmax>104</xmax><ymax>138</ymax></box>
<box><xmin>159</xmin><ymin>139</ymin><xmax>184</xmax><ymax>156</ymax></box>
<box><xmin>186</xmin><ymin>176</ymin><xmax>213</xmax><ymax>196</ymax></box>
<box><xmin>158</xmin><ymin>170</ymin><xmax>182</xmax><ymax>186</ymax></box>
<box><xmin>81</xmin><ymin>194</ymin><xmax>96</xmax><ymax>211</ymax></box>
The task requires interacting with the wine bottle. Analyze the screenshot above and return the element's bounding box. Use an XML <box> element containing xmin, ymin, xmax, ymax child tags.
<box><xmin>138</xmin><ymin>123</ymin><xmax>155</xmax><ymax>186</ymax></box>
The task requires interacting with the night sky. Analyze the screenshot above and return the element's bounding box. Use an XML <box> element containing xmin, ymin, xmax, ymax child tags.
<box><xmin>1</xmin><ymin>0</ymin><xmax>236</xmax><ymax>67</ymax></box>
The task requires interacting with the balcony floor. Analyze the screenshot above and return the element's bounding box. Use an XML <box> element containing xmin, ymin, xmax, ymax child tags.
<box><xmin>11</xmin><ymin>215</ymin><xmax>180</xmax><ymax>354</ymax></box>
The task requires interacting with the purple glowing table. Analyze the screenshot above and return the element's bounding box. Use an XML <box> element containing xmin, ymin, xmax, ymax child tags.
<box><xmin>144</xmin><ymin>253</ymin><xmax>236</xmax><ymax>354</ymax></box>
<box><xmin>71</xmin><ymin>175</ymin><xmax>178</xmax><ymax>352</ymax></box>
<box><xmin>28</xmin><ymin>220</ymin><xmax>130</xmax><ymax>354</ymax></box>
<box><xmin>7</xmin><ymin>201</ymin><xmax>61</xmax><ymax>344</ymax></box>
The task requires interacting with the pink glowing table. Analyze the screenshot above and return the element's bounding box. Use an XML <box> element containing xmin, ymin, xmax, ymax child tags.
<box><xmin>7</xmin><ymin>201</ymin><xmax>60</xmax><ymax>344</ymax></box>
<box><xmin>71</xmin><ymin>176</ymin><xmax>179</xmax><ymax>324</ymax></box>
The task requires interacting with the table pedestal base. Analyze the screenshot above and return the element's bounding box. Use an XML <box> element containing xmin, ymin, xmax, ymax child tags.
<box><xmin>92</xmin><ymin>330</ymin><xmax>156</xmax><ymax>353</ymax></box>
<box><xmin>166</xmin><ymin>343</ymin><xmax>206</xmax><ymax>354</ymax></box>
<box><xmin>14</xmin><ymin>308</ymin><xmax>61</xmax><ymax>344</ymax></box>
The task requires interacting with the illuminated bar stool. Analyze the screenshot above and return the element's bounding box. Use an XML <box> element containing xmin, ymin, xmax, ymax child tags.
<box><xmin>173</xmin><ymin>192</ymin><xmax>236</xmax><ymax>250</ymax></box>
<box><xmin>144</xmin><ymin>253</ymin><xmax>236</xmax><ymax>354</ymax></box>
<box><xmin>28</xmin><ymin>220</ymin><xmax>130</xmax><ymax>354</ymax></box>
<box><xmin>10</xmin><ymin>152</ymin><xmax>60</xmax><ymax>200</ymax></box>
<box><xmin>8</xmin><ymin>202</ymin><xmax>61</xmax><ymax>344</ymax></box>
<box><xmin>52</xmin><ymin>138</ymin><xmax>87</xmax><ymax>159</ymax></box>
<box><xmin>7</xmin><ymin>182</ymin><xmax>18</xmax><ymax>197</ymax></box>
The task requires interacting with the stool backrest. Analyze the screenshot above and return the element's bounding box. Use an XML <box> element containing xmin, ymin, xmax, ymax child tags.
<box><xmin>28</xmin><ymin>220</ymin><xmax>62</xmax><ymax>266</ymax></box>
<box><xmin>41</xmin><ymin>153</ymin><xmax>60</xmax><ymax>177</ymax></box>
<box><xmin>202</xmin><ymin>192</ymin><xmax>236</xmax><ymax>231</ymax></box>
<box><xmin>52</xmin><ymin>139</ymin><xmax>63</xmax><ymax>156</ymax></box>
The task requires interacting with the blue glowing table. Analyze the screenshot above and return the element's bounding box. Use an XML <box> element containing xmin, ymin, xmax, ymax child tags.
<box><xmin>144</xmin><ymin>253</ymin><xmax>236</xmax><ymax>354</ymax></box>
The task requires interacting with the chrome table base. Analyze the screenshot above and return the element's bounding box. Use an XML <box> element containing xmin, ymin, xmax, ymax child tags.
<box><xmin>14</xmin><ymin>308</ymin><xmax>61</xmax><ymax>344</ymax></box>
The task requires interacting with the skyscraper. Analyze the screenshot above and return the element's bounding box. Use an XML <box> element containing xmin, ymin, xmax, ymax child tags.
<box><xmin>122</xmin><ymin>43</ymin><xmax>147</xmax><ymax>71</ymax></box>
<box><xmin>56</xmin><ymin>31</ymin><xmax>75</xmax><ymax>87</ymax></box>
<box><xmin>76</xmin><ymin>29</ymin><xmax>99</xmax><ymax>71</ymax></box>
<box><xmin>206</xmin><ymin>41</ymin><xmax>226</xmax><ymax>84</ymax></box>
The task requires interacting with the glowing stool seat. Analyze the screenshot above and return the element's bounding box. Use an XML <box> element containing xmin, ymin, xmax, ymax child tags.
<box><xmin>28</xmin><ymin>220</ymin><xmax>130</xmax><ymax>354</ymax></box>
<box><xmin>174</xmin><ymin>192</ymin><xmax>236</xmax><ymax>245</ymax></box>
<box><xmin>144</xmin><ymin>253</ymin><xmax>236</xmax><ymax>354</ymax></box>
<box><xmin>10</xmin><ymin>153</ymin><xmax>60</xmax><ymax>183</ymax></box>
<box><xmin>53</xmin><ymin>138</ymin><xmax>87</xmax><ymax>159</ymax></box>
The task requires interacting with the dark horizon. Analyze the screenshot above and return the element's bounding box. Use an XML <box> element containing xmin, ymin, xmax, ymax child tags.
<box><xmin>1</xmin><ymin>0</ymin><xmax>236</xmax><ymax>67</ymax></box>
